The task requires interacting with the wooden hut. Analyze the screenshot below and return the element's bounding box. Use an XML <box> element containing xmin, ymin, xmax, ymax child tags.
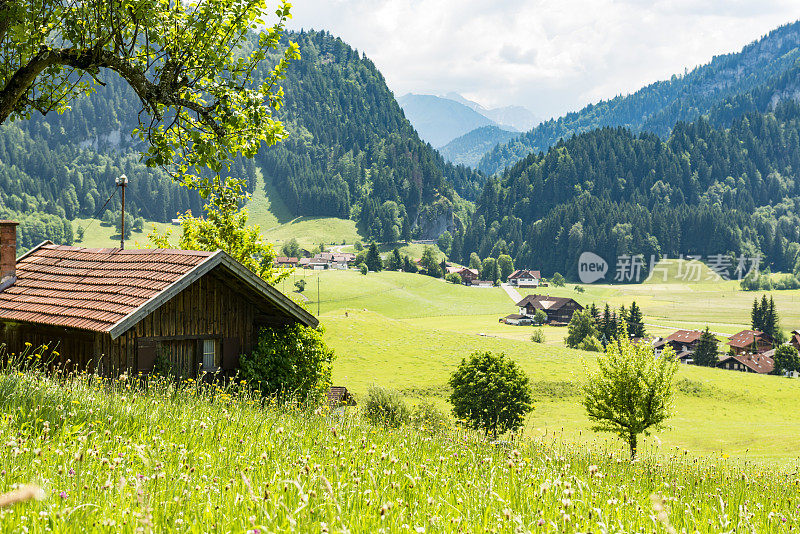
<box><xmin>0</xmin><ymin>221</ymin><xmax>317</xmax><ymax>377</ymax></box>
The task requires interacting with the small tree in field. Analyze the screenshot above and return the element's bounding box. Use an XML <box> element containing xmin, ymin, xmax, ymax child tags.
<box><xmin>772</xmin><ymin>345</ymin><xmax>800</xmax><ymax>376</ymax></box>
<box><xmin>583</xmin><ymin>330</ymin><xmax>678</xmax><ymax>459</ymax></box>
<box><xmin>449</xmin><ymin>351</ymin><xmax>532</xmax><ymax>438</ymax></box>
<box><xmin>565</xmin><ymin>309</ymin><xmax>598</xmax><ymax>348</ymax></box>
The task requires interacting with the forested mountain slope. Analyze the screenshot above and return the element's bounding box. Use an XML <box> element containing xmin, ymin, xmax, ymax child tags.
<box><xmin>456</xmin><ymin>101</ymin><xmax>800</xmax><ymax>280</ymax></box>
<box><xmin>257</xmin><ymin>31</ymin><xmax>484</xmax><ymax>240</ymax></box>
<box><xmin>478</xmin><ymin>20</ymin><xmax>800</xmax><ymax>175</ymax></box>
<box><xmin>0</xmin><ymin>30</ymin><xmax>484</xmax><ymax>247</ymax></box>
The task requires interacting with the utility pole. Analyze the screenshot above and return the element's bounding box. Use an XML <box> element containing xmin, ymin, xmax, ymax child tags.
<box><xmin>317</xmin><ymin>275</ymin><xmax>320</xmax><ymax>316</ymax></box>
<box><xmin>116</xmin><ymin>174</ymin><xmax>128</xmax><ymax>249</ymax></box>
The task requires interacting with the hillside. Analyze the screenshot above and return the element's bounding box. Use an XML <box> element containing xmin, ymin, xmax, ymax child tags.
<box><xmin>439</xmin><ymin>125</ymin><xmax>518</xmax><ymax>167</ymax></box>
<box><xmin>456</xmin><ymin>101</ymin><xmax>800</xmax><ymax>279</ymax></box>
<box><xmin>478</xmin><ymin>20</ymin><xmax>800</xmax><ymax>175</ymax></box>
<box><xmin>0</xmin><ymin>30</ymin><xmax>486</xmax><ymax>249</ymax></box>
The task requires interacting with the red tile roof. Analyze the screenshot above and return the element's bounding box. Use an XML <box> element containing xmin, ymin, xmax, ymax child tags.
<box><xmin>718</xmin><ymin>352</ymin><xmax>774</xmax><ymax>374</ymax></box>
<box><xmin>508</xmin><ymin>269</ymin><xmax>541</xmax><ymax>280</ymax></box>
<box><xmin>666</xmin><ymin>329</ymin><xmax>703</xmax><ymax>344</ymax></box>
<box><xmin>0</xmin><ymin>244</ymin><xmax>213</xmax><ymax>333</ymax></box>
<box><xmin>727</xmin><ymin>329</ymin><xmax>771</xmax><ymax>349</ymax></box>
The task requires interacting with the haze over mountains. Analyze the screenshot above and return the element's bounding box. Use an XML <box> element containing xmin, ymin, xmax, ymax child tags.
<box><xmin>397</xmin><ymin>93</ymin><xmax>540</xmax><ymax>148</ymax></box>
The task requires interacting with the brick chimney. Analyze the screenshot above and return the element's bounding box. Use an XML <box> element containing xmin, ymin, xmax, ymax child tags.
<box><xmin>0</xmin><ymin>220</ymin><xmax>18</xmax><ymax>283</ymax></box>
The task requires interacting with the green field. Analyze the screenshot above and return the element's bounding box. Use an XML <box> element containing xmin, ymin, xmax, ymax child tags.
<box><xmin>287</xmin><ymin>268</ymin><xmax>800</xmax><ymax>461</ymax></box>
<box><xmin>71</xmin><ymin>218</ymin><xmax>173</xmax><ymax>249</ymax></box>
<box><xmin>3</xmin><ymin>363</ymin><xmax>800</xmax><ymax>532</ymax></box>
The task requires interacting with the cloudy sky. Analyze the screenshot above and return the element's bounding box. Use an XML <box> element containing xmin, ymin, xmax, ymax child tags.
<box><xmin>287</xmin><ymin>0</ymin><xmax>800</xmax><ymax>119</ymax></box>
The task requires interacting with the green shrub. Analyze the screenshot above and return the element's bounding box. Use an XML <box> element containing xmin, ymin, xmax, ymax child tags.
<box><xmin>534</xmin><ymin>309</ymin><xmax>548</xmax><ymax>325</ymax></box>
<box><xmin>360</xmin><ymin>264</ymin><xmax>368</xmax><ymax>275</ymax></box>
<box><xmin>363</xmin><ymin>386</ymin><xmax>410</xmax><ymax>428</ymax></box>
<box><xmin>445</xmin><ymin>272</ymin><xmax>462</xmax><ymax>284</ymax></box>
<box><xmin>410</xmin><ymin>400</ymin><xmax>450</xmax><ymax>433</ymax></box>
<box><xmin>577</xmin><ymin>335</ymin><xmax>603</xmax><ymax>352</ymax></box>
<box><xmin>239</xmin><ymin>324</ymin><xmax>335</xmax><ymax>403</ymax></box>
<box><xmin>530</xmin><ymin>328</ymin><xmax>545</xmax><ymax>343</ymax></box>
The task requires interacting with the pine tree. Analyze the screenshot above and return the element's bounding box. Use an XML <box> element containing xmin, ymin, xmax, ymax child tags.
<box><xmin>627</xmin><ymin>301</ymin><xmax>646</xmax><ymax>338</ymax></box>
<box><xmin>366</xmin><ymin>242</ymin><xmax>382</xmax><ymax>272</ymax></box>
<box><xmin>751</xmin><ymin>297</ymin><xmax>762</xmax><ymax>331</ymax></box>
<box><xmin>388</xmin><ymin>248</ymin><xmax>402</xmax><ymax>270</ymax></box>
<box><xmin>600</xmin><ymin>303</ymin><xmax>612</xmax><ymax>342</ymax></box>
<box><xmin>692</xmin><ymin>327</ymin><xmax>719</xmax><ymax>367</ymax></box>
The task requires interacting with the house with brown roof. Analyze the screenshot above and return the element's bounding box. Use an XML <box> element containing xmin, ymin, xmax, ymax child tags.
<box><xmin>790</xmin><ymin>330</ymin><xmax>800</xmax><ymax>352</ymax></box>
<box><xmin>727</xmin><ymin>330</ymin><xmax>773</xmax><ymax>356</ymax></box>
<box><xmin>0</xmin><ymin>221</ymin><xmax>317</xmax><ymax>378</ymax></box>
<box><xmin>446</xmin><ymin>266</ymin><xmax>479</xmax><ymax>285</ymax></box>
<box><xmin>514</xmin><ymin>294</ymin><xmax>583</xmax><ymax>325</ymax></box>
<box><xmin>716</xmin><ymin>352</ymin><xmax>774</xmax><ymax>374</ymax></box>
<box><xmin>653</xmin><ymin>329</ymin><xmax>704</xmax><ymax>363</ymax></box>
<box><xmin>274</xmin><ymin>256</ymin><xmax>299</xmax><ymax>267</ymax></box>
<box><xmin>507</xmin><ymin>269</ymin><xmax>541</xmax><ymax>288</ymax></box>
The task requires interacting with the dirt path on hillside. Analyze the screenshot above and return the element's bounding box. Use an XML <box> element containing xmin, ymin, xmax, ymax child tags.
<box><xmin>500</xmin><ymin>283</ymin><xmax>523</xmax><ymax>304</ymax></box>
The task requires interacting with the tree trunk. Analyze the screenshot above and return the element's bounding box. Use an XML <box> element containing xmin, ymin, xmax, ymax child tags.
<box><xmin>628</xmin><ymin>434</ymin><xmax>637</xmax><ymax>460</ymax></box>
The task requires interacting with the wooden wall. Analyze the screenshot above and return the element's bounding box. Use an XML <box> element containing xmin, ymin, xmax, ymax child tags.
<box><xmin>0</xmin><ymin>269</ymin><xmax>281</xmax><ymax>377</ymax></box>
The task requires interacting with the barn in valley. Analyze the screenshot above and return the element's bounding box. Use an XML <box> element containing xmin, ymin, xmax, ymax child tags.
<box><xmin>0</xmin><ymin>221</ymin><xmax>317</xmax><ymax>377</ymax></box>
<box><xmin>513</xmin><ymin>294</ymin><xmax>583</xmax><ymax>325</ymax></box>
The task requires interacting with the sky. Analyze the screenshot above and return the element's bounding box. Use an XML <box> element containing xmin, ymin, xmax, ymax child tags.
<box><xmin>287</xmin><ymin>0</ymin><xmax>800</xmax><ymax>120</ymax></box>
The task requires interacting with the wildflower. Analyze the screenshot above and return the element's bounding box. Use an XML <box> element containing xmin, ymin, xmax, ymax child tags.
<box><xmin>58</xmin><ymin>491</ymin><xmax>67</xmax><ymax>499</ymax></box>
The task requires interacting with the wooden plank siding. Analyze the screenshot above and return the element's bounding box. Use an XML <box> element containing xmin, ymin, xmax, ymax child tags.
<box><xmin>1</xmin><ymin>269</ymin><xmax>283</xmax><ymax>378</ymax></box>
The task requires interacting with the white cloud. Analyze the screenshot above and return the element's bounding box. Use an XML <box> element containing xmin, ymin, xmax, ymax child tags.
<box><xmin>287</xmin><ymin>0</ymin><xmax>800</xmax><ymax>119</ymax></box>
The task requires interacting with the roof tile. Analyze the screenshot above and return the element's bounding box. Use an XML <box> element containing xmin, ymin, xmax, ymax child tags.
<box><xmin>0</xmin><ymin>245</ymin><xmax>213</xmax><ymax>333</ymax></box>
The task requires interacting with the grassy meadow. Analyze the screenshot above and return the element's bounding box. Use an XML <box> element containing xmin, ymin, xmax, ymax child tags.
<box><xmin>2</xmin><ymin>359</ymin><xmax>800</xmax><ymax>533</ymax></box>
<box><xmin>276</xmin><ymin>267</ymin><xmax>800</xmax><ymax>461</ymax></box>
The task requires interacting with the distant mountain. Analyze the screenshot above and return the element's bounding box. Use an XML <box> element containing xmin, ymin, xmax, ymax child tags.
<box><xmin>256</xmin><ymin>31</ymin><xmax>485</xmax><ymax>238</ymax></box>
<box><xmin>478</xmin><ymin>20</ymin><xmax>800</xmax><ymax>175</ymax></box>
<box><xmin>458</xmin><ymin>101</ymin><xmax>800</xmax><ymax>280</ymax></box>
<box><xmin>444</xmin><ymin>93</ymin><xmax>541</xmax><ymax>132</ymax></box>
<box><xmin>439</xmin><ymin>126</ymin><xmax>518</xmax><ymax>167</ymax></box>
<box><xmin>397</xmin><ymin>94</ymin><xmax>497</xmax><ymax>147</ymax></box>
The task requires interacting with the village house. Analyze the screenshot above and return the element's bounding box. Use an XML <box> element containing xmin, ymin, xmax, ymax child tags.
<box><xmin>301</xmin><ymin>252</ymin><xmax>356</xmax><ymax>270</ymax></box>
<box><xmin>727</xmin><ymin>329</ymin><xmax>773</xmax><ymax>356</ymax></box>
<box><xmin>510</xmin><ymin>294</ymin><xmax>583</xmax><ymax>325</ymax></box>
<box><xmin>790</xmin><ymin>330</ymin><xmax>800</xmax><ymax>352</ymax></box>
<box><xmin>274</xmin><ymin>256</ymin><xmax>299</xmax><ymax>268</ymax></box>
<box><xmin>716</xmin><ymin>352</ymin><xmax>774</xmax><ymax>374</ymax></box>
<box><xmin>446</xmin><ymin>266</ymin><xmax>479</xmax><ymax>285</ymax></box>
<box><xmin>652</xmin><ymin>329</ymin><xmax>704</xmax><ymax>363</ymax></box>
<box><xmin>0</xmin><ymin>221</ymin><xmax>317</xmax><ymax>378</ymax></box>
<box><xmin>507</xmin><ymin>269</ymin><xmax>542</xmax><ymax>288</ymax></box>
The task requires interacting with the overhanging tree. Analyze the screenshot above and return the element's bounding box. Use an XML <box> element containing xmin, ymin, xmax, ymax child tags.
<box><xmin>1</xmin><ymin>0</ymin><xmax>299</xmax><ymax>190</ymax></box>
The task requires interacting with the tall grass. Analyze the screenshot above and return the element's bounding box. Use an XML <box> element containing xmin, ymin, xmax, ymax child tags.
<box><xmin>0</xmin><ymin>348</ymin><xmax>799</xmax><ymax>532</ymax></box>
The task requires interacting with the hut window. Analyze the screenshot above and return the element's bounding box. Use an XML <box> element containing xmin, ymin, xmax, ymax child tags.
<box><xmin>202</xmin><ymin>339</ymin><xmax>217</xmax><ymax>369</ymax></box>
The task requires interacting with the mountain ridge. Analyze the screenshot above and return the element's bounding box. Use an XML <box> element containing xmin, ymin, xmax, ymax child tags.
<box><xmin>477</xmin><ymin>20</ymin><xmax>800</xmax><ymax>175</ymax></box>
